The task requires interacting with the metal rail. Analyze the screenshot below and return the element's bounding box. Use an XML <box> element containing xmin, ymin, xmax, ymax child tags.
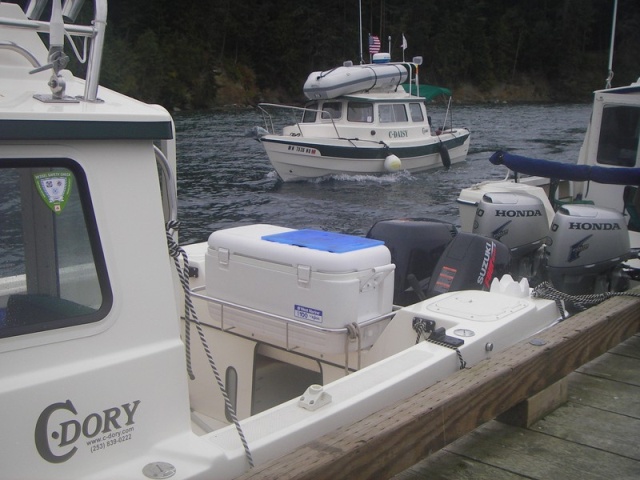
<box><xmin>0</xmin><ymin>41</ymin><xmax>41</xmax><ymax>67</ymax></box>
<box><xmin>257</xmin><ymin>103</ymin><xmax>342</xmax><ymax>139</ymax></box>
<box><xmin>190</xmin><ymin>286</ymin><xmax>397</xmax><ymax>371</ymax></box>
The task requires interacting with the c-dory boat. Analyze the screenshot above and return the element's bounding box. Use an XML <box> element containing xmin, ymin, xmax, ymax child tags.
<box><xmin>254</xmin><ymin>54</ymin><xmax>470</xmax><ymax>182</ymax></box>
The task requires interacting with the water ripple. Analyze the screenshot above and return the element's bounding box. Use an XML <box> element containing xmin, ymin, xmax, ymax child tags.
<box><xmin>175</xmin><ymin>104</ymin><xmax>591</xmax><ymax>243</ymax></box>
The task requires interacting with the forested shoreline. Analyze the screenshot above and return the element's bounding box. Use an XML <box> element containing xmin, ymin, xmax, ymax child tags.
<box><xmin>19</xmin><ymin>0</ymin><xmax>640</xmax><ymax>109</ymax></box>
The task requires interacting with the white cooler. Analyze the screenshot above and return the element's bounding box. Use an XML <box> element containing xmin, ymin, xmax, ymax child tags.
<box><xmin>205</xmin><ymin>224</ymin><xmax>395</xmax><ymax>353</ymax></box>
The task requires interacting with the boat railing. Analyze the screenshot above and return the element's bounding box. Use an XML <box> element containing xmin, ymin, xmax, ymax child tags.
<box><xmin>190</xmin><ymin>285</ymin><xmax>397</xmax><ymax>371</ymax></box>
<box><xmin>257</xmin><ymin>103</ymin><xmax>342</xmax><ymax>138</ymax></box>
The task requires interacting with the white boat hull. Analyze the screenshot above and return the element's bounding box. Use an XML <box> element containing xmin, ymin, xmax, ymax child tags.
<box><xmin>261</xmin><ymin>129</ymin><xmax>470</xmax><ymax>181</ymax></box>
<box><xmin>180</xmin><ymin>276</ymin><xmax>560</xmax><ymax>480</ymax></box>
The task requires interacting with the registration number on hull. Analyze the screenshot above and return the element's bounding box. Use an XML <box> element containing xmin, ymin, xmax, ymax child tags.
<box><xmin>287</xmin><ymin>145</ymin><xmax>319</xmax><ymax>155</ymax></box>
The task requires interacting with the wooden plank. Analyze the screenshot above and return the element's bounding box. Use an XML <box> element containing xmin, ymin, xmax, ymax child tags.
<box><xmin>497</xmin><ymin>377</ymin><xmax>568</xmax><ymax>428</ymax></box>
<box><xmin>392</xmin><ymin>448</ymin><xmax>526</xmax><ymax>480</ymax></box>
<box><xmin>569</xmin><ymin>372</ymin><xmax>640</xmax><ymax>417</ymax></box>
<box><xmin>531</xmin><ymin>401</ymin><xmax>640</xmax><ymax>460</ymax></box>
<box><xmin>577</xmin><ymin>351</ymin><xmax>640</xmax><ymax>386</ymax></box>
<box><xmin>444</xmin><ymin>421</ymin><xmax>640</xmax><ymax>480</ymax></box>
<box><xmin>236</xmin><ymin>293</ymin><xmax>640</xmax><ymax>480</ymax></box>
<box><xmin>395</xmin><ymin>335</ymin><xmax>640</xmax><ymax>479</ymax></box>
<box><xmin>609</xmin><ymin>333</ymin><xmax>640</xmax><ymax>358</ymax></box>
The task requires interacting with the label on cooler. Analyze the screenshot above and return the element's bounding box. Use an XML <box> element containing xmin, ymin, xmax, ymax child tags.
<box><xmin>294</xmin><ymin>304</ymin><xmax>323</xmax><ymax>324</ymax></box>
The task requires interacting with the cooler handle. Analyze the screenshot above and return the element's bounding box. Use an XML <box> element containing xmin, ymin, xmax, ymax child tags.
<box><xmin>360</xmin><ymin>264</ymin><xmax>395</xmax><ymax>292</ymax></box>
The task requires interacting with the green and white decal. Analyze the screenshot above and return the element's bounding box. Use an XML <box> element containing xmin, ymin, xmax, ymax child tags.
<box><xmin>33</xmin><ymin>171</ymin><xmax>72</xmax><ymax>214</ymax></box>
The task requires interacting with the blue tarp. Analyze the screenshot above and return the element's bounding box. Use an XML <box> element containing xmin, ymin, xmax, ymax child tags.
<box><xmin>489</xmin><ymin>151</ymin><xmax>640</xmax><ymax>185</ymax></box>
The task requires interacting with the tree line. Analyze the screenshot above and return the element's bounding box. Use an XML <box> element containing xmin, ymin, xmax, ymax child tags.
<box><xmin>15</xmin><ymin>0</ymin><xmax>640</xmax><ymax>109</ymax></box>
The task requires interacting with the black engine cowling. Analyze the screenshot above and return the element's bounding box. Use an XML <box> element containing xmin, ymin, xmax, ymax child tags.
<box><xmin>367</xmin><ymin>218</ymin><xmax>457</xmax><ymax>305</ymax></box>
<box><xmin>426</xmin><ymin>232</ymin><xmax>511</xmax><ymax>297</ymax></box>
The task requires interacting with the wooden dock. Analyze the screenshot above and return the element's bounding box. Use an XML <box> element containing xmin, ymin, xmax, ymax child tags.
<box><xmin>394</xmin><ymin>332</ymin><xmax>640</xmax><ymax>480</ymax></box>
<box><xmin>237</xmin><ymin>291</ymin><xmax>640</xmax><ymax>480</ymax></box>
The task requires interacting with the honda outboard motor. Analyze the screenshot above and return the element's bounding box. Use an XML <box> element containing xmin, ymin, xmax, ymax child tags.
<box><xmin>546</xmin><ymin>204</ymin><xmax>631</xmax><ymax>295</ymax></box>
<box><xmin>473</xmin><ymin>192</ymin><xmax>549</xmax><ymax>281</ymax></box>
<box><xmin>426</xmin><ymin>232</ymin><xmax>511</xmax><ymax>297</ymax></box>
<box><xmin>367</xmin><ymin>218</ymin><xmax>457</xmax><ymax>305</ymax></box>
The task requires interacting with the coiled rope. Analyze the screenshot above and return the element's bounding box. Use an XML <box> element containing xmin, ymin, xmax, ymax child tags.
<box><xmin>165</xmin><ymin>220</ymin><xmax>254</xmax><ymax>468</ymax></box>
<box><xmin>531</xmin><ymin>281</ymin><xmax>640</xmax><ymax>319</ymax></box>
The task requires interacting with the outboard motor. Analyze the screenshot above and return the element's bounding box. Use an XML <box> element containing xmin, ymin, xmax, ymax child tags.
<box><xmin>367</xmin><ymin>218</ymin><xmax>457</xmax><ymax>305</ymax></box>
<box><xmin>473</xmin><ymin>192</ymin><xmax>549</xmax><ymax>282</ymax></box>
<box><xmin>546</xmin><ymin>204</ymin><xmax>631</xmax><ymax>295</ymax></box>
<box><xmin>426</xmin><ymin>232</ymin><xmax>511</xmax><ymax>297</ymax></box>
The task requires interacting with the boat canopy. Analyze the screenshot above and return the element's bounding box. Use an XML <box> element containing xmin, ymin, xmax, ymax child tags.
<box><xmin>490</xmin><ymin>151</ymin><xmax>640</xmax><ymax>185</ymax></box>
<box><xmin>401</xmin><ymin>84</ymin><xmax>452</xmax><ymax>101</ymax></box>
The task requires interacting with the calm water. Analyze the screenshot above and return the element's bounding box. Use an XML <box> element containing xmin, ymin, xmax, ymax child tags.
<box><xmin>174</xmin><ymin>103</ymin><xmax>592</xmax><ymax>244</ymax></box>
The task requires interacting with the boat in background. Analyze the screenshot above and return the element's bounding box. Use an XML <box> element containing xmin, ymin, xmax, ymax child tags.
<box><xmin>254</xmin><ymin>53</ymin><xmax>470</xmax><ymax>182</ymax></box>
<box><xmin>457</xmin><ymin>78</ymin><xmax>640</xmax><ymax>295</ymax></box>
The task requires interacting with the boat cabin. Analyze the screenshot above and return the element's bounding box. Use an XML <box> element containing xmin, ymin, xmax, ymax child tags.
<box><xmin>574</xmin><ymin>82</ymin><xmax>640</xmax><ymax>211</ymax></box>
<box><xmin>280</xmin><ymin>93</ymin><xmax>440</xmax><ymax>141</ymax></box>
<box><xmin>302</xmin><ymin>96</ymin><xmax>429</xmax><ymax>126</ymax></box>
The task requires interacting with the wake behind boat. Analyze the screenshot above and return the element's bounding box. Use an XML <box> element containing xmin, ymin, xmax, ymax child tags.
<box><xmin>254</xmin><ymin>54</ymin><xmax>470</xmax><ymax>182</ymax></box>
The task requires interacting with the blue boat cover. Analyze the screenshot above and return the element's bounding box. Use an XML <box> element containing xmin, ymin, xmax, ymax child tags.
<box><xmin>490</xmin><ymin>151</ymin><xmax>640</xmax><ymax>185</ymax></box>
<box><xmin>262</xmin><ymin>229</ymin><xmax>384</xmax><ymax>253</ymax></box>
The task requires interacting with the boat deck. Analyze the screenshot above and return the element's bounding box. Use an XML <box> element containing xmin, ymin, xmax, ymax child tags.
<box><xmin>236</xmin><ymin>291</ymin><xmax>640</xmax><ymax>480</ymax></box>
<box><xmin>394</xmin><ymin>333</ymin><xmax>640</xmax><ymax>480</ymax></box>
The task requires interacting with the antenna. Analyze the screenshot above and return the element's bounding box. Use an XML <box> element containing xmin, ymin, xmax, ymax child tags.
<box><xmin>32</xmin><ymin>0</ymin><xmax>78</xmax><ymax>103</ymax></box>
<box><xmin>358</xmin><ymin>0</ymin><xmax>364</xmax><ymax>64</ymax></box>
<box><xmin>605</xmin><ymin>0</ymin><xmax>618</xmax><ymax>89</ymax></box>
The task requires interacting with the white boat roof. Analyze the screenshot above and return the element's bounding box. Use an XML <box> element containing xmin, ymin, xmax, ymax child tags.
<box><xmin>339</xmin><ymin>90</ymin><xmax>420</xmax><ymax>102</ymax></box>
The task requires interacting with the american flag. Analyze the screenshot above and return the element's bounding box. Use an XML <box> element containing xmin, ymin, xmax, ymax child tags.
<box><xmin>369</xmin><ymin>35</ymin><xmax>381</xmax><ymax>54</ymax></box>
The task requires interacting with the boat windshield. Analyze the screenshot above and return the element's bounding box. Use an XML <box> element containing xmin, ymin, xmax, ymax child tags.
<box><xmin>0</xmin><ymin>162</ymin><xmax>111</xmax><ymax>339</ymax></box>
<box><xmin>409</xmin><ymin>103</ymin><xmax>425</xmax><ymax>122</ymax></box>
<box><xmin>347</xmin><ymin>102</ymin><xmax>373</xmax><ymax>123</ymax></box>
<box><xmin>302</xmin><ymin>103</ymin><xmax>318</xmax><ymax>122</ymax></box>
<box><xmin>597</xmin><ymin>104</ymin><xmax>640</xmax><ymax>167</ymax></box>
<box><xmin>321</xmin><ymin>102</ymin><xmax>342</xmax><ymax>121</ymax></box>
<box><xmin>379</xmin><ymin>104</ymin><xmax>409</xmax><ymax>123</ymax></box>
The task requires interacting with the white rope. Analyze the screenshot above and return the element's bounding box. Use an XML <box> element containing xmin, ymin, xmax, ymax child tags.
<box><xmin>532</xmin><ymin>281</ymin><xmax>640</xmax><ymax>318</ymax></box>
<box><xmin>166</xmin><ymin>220</ymin><xmax>254</xmax><ymax>468</ymax></box>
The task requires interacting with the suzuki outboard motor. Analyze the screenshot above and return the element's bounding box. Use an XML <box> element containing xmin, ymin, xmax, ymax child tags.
<box><xmin>473</xmin><ymin>192</ymin><xmax>549</xmax><ymax>281</ymax></box>
<box><xmin>426</xmin><ymin>232</ymin><xmax>511</xmax><ymax>297</ymax></box>
<box><xmin>546</xmin><ymin>204</ymin><xmax>631</xmax><ymax>295</ymax></box>
<box><xmin>367</xmin><ymin>218</ymin><xmax>457</xmax><ymax>305</ymax></box>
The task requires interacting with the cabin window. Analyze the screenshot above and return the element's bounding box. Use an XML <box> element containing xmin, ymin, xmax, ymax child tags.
<box><xmin>596</xmin><ymin>105</ymin><xmax>640</xmax><ymax>167</ymax></box>
<box><xmin>321</xmin><ymin>102</ymin><xmax>342</xmax><ymax>121</ymax></box>
<box><xmin>0</xmin><ymin>161</ymin><xmax>111</xmax><ymax>339</ymax></box>
<box><xmin>347</xmin><ymin>102</ymin><xmax>373</xmax><ymax>123</ymax></box>
<box><xmin>409</xmin><ymin>103</ymin><xmax>425</xmax><ymax>122</ymax></box>
<box><xmin>302</xmin><ymin>103</ymin><xmax>318</xmax><ymax>123</ymax></box>
<box><xmin>378</xmin><ymin>104</ymin><xmax>408</xmax><ymax>123</ymax></box>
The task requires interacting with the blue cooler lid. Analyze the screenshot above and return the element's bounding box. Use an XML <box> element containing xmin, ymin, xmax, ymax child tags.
<box><xmin>262</xmin><ymin>229</ymin><xmax>384</xmax><ymax>253</ymax></box>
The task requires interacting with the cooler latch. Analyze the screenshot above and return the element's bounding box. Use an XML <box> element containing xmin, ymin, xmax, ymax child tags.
<box><xmin>218</xmin><ymin>247</ymin><xmax>230</xmax><ymax>267</ymax></box>
<box><xmin>297</xmin><ymin>264</ymin><xmax>311</xmax><ymax>285</ymax></box>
